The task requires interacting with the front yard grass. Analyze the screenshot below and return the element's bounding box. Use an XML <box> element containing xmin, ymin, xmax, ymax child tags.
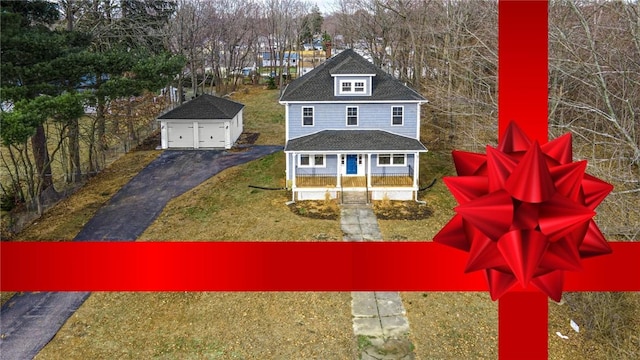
<box><xmin>140</xmin><ymin>152</ymin><xmax>342</xmax><ymax>241</ymax></box>
<box><xmin>27</xmin><ymin>86</ymin><xmax>357</xmax><ymax>359</ymax></box>
<box><xmin>35</xmin><ymin>152</ymin><xmax>357</xmax><ymax>359</ymax></box>
<box><xmin>9</xmin><ymin>85</ymin><xmax>638</xmax><ymax>359</ymax></box>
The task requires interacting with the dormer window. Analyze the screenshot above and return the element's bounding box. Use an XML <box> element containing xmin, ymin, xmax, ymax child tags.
<box><xmin>339</xmin><ymin>79</ymin><xmax>368</xmax><ymax>95</ymax></box>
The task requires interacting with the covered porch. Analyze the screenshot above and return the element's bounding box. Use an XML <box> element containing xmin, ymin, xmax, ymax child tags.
<box><xmin>284</xmin><ymin>130</ymin><xmax>428</xmax><ymax>201</ymax></box>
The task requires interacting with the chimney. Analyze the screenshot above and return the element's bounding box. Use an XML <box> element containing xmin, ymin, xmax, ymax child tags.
<box><xmin>325</xmin><ymin>41</ymin><xmax>332</xmax><ymax>59</ymax></box>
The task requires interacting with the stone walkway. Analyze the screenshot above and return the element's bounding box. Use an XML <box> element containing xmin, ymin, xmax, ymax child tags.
<box><xmin>340</xmin><ymin>201</ymin><xmax>416</xmax><ymax>360</ymax></box>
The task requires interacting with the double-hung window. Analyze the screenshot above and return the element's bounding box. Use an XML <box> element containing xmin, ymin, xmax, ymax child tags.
<box><xmin>299</xmin><ymin>154</ymin><xmax>325</xmax><ymax>167</ymax></box>
<box><xmin>346</xmin><ymin>106</ymin><xmax>358</xmax><ymax>126</ymax></box>
<box><xmin>339</xmin><ymin>80</ymin><xmax>367</xmax><ymax>95</ymax></box>
<box><xmin>378</xmin><ymin>154</ymin><xmax>406</xmax><ymax>166</ymax></box>
<box><xmin>392</xmin><ymin>106</ymin><xmax>403</xmax><ymax>125</ymax></box>
<box><xmin>302</xmin><ymin>107</ymin><xmax>314</xmax><ymax>126</ymax></box>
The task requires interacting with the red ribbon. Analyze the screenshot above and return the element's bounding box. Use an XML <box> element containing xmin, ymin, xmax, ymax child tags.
<box><xmin>1</xmin><ymin>242</ymin><xmax>638</xmax><ymax>291</ymax></box>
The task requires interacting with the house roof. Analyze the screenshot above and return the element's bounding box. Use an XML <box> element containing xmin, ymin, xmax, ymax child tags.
<box><xmin>279</xmin><ymin>49</ymin><xmax>426</xmax><ymax>102</ymax></box>
<box><xmin>157</xmin><ymin>94</ymin><xmax>244</xmax><ymax>120</ymax></box>
<box><xmin>284</xmin><ymin>130</ymin><xmax>427</xmax><ymax>152</ymax></box>
<box><xmin>262</xmin><ymin>52</ymin><xmax>298</xmax><ymax>60</ymax></box>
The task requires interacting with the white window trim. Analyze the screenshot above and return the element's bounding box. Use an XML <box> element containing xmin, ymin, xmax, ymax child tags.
<box><xmin>340</xmin><ymin>80</ymin><xmax>352</xmax><ymax>94</ymax></box>
<box><xmin>391</xmin><ymin>106</ymin><xmax>404</xmax><ymax>126</ymax></box>
<box><xmin>346</xmin><ymin>106</ymin><xmax>359</xmax><ymax>126</ymax></box>
<box><xmin>299</xmin><ymin>154</ymin><xmax>326</xmax><ymax>168</ymax></box>
<box><xmin>377</xmin><ymin>153</ymin><xmax>406</xmax><ymax>167</ymax></box>
<box><xmin>302</xmin><ymin>106</ymin><xmax>314</xmax><ymax>126</ymax></box>
<box><xmin>339</xmin><ymin>79</ymin><xmax>367</xmax><ymax>95</ymax></box>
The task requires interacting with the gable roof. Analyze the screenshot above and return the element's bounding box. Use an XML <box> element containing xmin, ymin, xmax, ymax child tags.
<box><xmin>284</xmin><ymin>130</ymin><xmax>427</xmax><ymax>152</ymax></box>
<box><xmin>158</xmin><ymin>94</ymin><xmax>244</xmax><ymax>120</ymax></box>
<box><xmin>279</xmin><ymin>49</ymin><xmax>426</xmax><ymax>102</ymax></box>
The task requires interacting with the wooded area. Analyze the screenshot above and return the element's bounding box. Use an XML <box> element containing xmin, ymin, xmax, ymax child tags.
<box><xmin>332</xmin><ymin>0</ymin><xmax>639</xmax><ymax>241</ymax></box>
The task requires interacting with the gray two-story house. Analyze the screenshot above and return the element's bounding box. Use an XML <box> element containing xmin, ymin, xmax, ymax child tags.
<box><xmin>280</xmin><ymin>49</ymin><xmax>428</xmax><ymax>202</ymax></box>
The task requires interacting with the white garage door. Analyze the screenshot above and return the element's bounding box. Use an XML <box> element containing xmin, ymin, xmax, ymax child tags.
<box><xmin>198</xmin><ymin>123</ymin><xmax>226</xmax><ymax>148</ymax></box>
<box><xmin>167</xmin><ymin>122</ymin><xmax>194</xmax><ymax>148</ymax></box>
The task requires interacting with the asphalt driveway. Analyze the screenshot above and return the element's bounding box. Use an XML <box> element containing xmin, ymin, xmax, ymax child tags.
<box><xmin>0</xmin><ymin>146</ymin><xmax>283</xmax><ymax>359</ymax></box>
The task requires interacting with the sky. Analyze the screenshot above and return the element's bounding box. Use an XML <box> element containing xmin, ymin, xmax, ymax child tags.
<box><xmin>308</xmin><ymin>0</ymin><xmax>337</xmax><ymax>14</ymax></box>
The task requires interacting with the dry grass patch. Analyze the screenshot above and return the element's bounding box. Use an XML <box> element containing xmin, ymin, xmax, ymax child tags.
<box><xmin>6</xmin><ymin>150</ymin><xmax>160</xmax><ymax>241</ymax></box>
<box><xmin>228</xmin><ymin>86</ymin><xmax>284</xmax><ymax>146</ymax></box>
<box><xmin>403</xmin><ymin>292</ymin><xmax>498</xmax><ymax>359</ymax></box>
<box><xmin>36</xmin><ymin>292</ymin><xmax>357</xmax><ymax>360</ymax></box>
<box><xmin>373</xmin><ymin>199</ymin><xmax>434</xmax><ymax>221</ymax></box>
<box><xmin>288</xmin><ymin>198</ymin><xmax>341</xmax><ymax>221</ymax></box>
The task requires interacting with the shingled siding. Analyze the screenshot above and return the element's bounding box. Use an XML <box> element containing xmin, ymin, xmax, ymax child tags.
<box><xmin>287</xmin><ymin>103</ymin><xmax>419</xmax><ymax>139</ymax></box>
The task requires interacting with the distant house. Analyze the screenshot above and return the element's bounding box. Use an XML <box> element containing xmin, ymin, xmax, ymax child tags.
<box><xmin>157</xmin><ymin>94</ymin><xmax>244</xmax><ymax>150</ymax></box>
<box><xmin>261</xmin><ymin>51</ymin><xmax>298</xmax><ymax>68</ymax></box>
<box><xmin>279</xmin><ymin>49</ymin><xmax>428</xmax><ymax>202</ymax></box>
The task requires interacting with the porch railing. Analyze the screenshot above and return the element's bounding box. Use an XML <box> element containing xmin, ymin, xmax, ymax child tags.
<box><xmin>370</xmin><ymin>173</ymin><xmax>414</xmax><ymax>187</ymax></box>
<box><xmin>295</xmin><ymin>173</ymin><xmax>337</xmax><ymax>187</ymax></box>
<box><xmin>371</xmin><ymin>165</ymin><xmax>414</xmax><ymax>187</ymax></box>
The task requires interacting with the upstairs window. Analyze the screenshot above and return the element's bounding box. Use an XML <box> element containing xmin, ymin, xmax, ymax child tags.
<box><xmin>392</xmin><ymin>106</ymin><xmax>403</xmax><ymax>125</ymax></box>
<box><xmin>346</xmin><ymin>107</ymin><xmax>358</xmax><ymax>126</ymax></box>
<box><xmin>302</xmin><ymin>107</ymin><xmax>314</xmax><ymax>126</ymax></box>
<box><xmin>339</xmin><ymin>79</ymin><xmax>368</xmax><ymax>95</ymax></box>
<box><xmin>341</xmin><ymin>81</ymin><xmax>352</xmax><ymax>93</ymax></box>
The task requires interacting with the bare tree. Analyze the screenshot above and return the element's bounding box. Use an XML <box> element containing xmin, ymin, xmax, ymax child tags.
<box><xmin>548</xmin><ymin>0</ymin><xmax>640</xmax><ymax>240</ymax></box>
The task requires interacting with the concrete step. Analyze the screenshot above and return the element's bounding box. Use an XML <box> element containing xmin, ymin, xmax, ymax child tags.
<box><xmin>342</xmin><ymin>191</ymin><xmax>368</xmax><ymax>204</ymax></box>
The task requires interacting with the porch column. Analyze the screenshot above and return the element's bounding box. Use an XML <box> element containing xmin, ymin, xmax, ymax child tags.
<box><xmin>336</xmin><ymin>153</ymin><xmax>342</xmax><ymax>188</ymax></box>
<box><xmin>367</xmin><ymin>153</ymin><xmax>372</xmax><ymax>188</ymax></box>
<box><xmin>291</xmin><ymin>152</ymin><xmax>296</xmax><ymax>189</ymax></box>
<box><xmin>413</xmin><ymin>152</ymin><xmax>419</xmax><ymax>188</ymax></box>
<box><xmin>285</xmin><ymin>152</ymin><xmax>291</xmax><ymax>189</ymax></box>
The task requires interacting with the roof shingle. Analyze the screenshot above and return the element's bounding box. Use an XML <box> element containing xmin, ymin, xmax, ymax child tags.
<box><xmin>158</xmin><ymin>94</ymin><xmax>244</xmax><ymax>120</ymax></box>
<box><xmin>280</xmin><ymin>49</ymin><xmax>426</xmax><ymax>102</ymax></box>
<box><xmin>284</xmin><ymin>130</ymin><xmax>427</xmax><ymax>152</ymax></box>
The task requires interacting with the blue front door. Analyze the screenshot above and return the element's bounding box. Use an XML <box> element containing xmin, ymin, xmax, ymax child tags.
<box><xmin>346</xmin><ymin>155</ymin><xmax>358</xmax><ymax>175</ymax></box>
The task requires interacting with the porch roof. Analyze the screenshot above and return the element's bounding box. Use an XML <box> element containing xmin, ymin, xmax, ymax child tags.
<box><xmin>285</xmin><ymin>130</ymin><xmax>427</xmax><ymax>152</ymax></box>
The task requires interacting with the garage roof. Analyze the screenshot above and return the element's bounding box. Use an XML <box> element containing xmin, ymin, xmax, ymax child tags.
<box><xmin>158</xmin><ymin>94</ymin><xmax>244</xmax><ymax>120</ymax></box>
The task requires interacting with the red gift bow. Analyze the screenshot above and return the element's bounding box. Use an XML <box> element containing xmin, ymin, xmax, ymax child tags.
<box><xmin>434</xmin><ymin>122</ymin><xmax>614</xmax><ymax>301</ymax></box>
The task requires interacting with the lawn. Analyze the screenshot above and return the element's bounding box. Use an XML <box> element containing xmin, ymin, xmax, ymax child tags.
<box><xmin>20</xmin><ymin>86</ymin><xmax>356</xmax><ymax>359</ymax></box>
<box><xmin>229</xmin><ymin>86</ymin><xmax>285</xmax><ymax>146</ymax></box>
<box><xmin>8</xmin><ymin>85</ymin><xmax>638</xmax><ymax>359</ymax></box>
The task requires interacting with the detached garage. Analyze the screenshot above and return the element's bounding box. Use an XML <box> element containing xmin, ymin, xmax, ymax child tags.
<box><xmin>157</xmin><ymin>94</ymin><xmax>244</xmax><ymax>150</ymax></box>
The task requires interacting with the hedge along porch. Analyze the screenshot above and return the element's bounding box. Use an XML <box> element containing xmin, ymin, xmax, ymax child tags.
<box><xmin>157</xmin><ymin>94</ymin><xmax>244</xmax><ymax>150</ymax></box>
<box><xmin>284</xmin><ymin>129</ymin><xmax>427</xmax><ymax>201</ymax></box>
